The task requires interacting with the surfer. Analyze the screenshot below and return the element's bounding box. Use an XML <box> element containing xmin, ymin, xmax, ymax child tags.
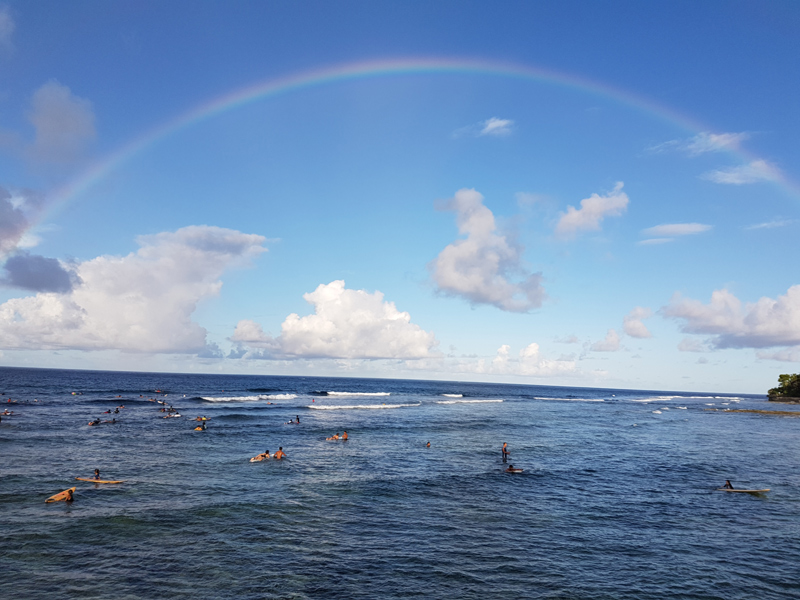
<box><xmin>274</xmin><ymin>447</ymin><xmax>286</xmax><ymax>460</ymax></box>
<box><xmin>326</xmin><ymin>433</ymin><xmax>340</xmax><ymax>440</ymax></box>
<box><xmin>94</xmin><ymin>469</ymin><xmax>101</xmax><ymax>480</ymax></box>
<box><xmin>65</xmin><ymin>488</ymin><xmax>74</xmax><ymax>502</ymax></box>
<box><xmin>252</xmin><ymin>450</ymin><xmax>270</xmax><ymax>461</ymax></box>
<box><xmin>342</xmin><ymin>430</ymin><xmax>348</xmax><ymax>441</ymax></box>
<box><xmin>296</xmin><ymin>415</ymin><xmax>300</xmax><ymax>424</ymax></box>
<box><xmin>502</xmin><ymin>442</ymin><xmax>509</xmax><ymax>463</ymax></box>
<box><xmin>426</xmin><ymin>441</ymin><xmax>430</xmax><ymax>448</ymax></box>
<box><xmin>505</xmin><ymin>465</ymin><xmax>519</xmax><ymax>473</ymax></box>
<box><xmin>723</xmin><ymin>480</ymin><xmax>734</xmax><ymax>489</ymax></box>
<box><xmin>89</xmin><ymin>418</ymin><xmax>100</xmax><ymax>426</ymax></box>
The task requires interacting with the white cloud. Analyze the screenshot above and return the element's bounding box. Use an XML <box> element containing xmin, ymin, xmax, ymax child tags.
<box><xmin>663</xmin><ymin>285</ymin><xmax>800</xmax><ymax>349</ymax></box>
<box><xmin>648</xmin><ymin>131</ymin><xmax>749</xmax><ymax>155</ymax></box>
<box><xmin>430</xmin><ymin>188</ymin><xmax>545</xmax><ymax>312</ymax></box>
<box><xmin>555</xmin><ymin>182</ymin><xmax>629</xmax><ymax>237</ymax></box>
<box><xmin>479</xmin><ymin>117</ymin><xmax>513</xmax><ymax>136</ymax></box>
<box><xmin>591</xmin><ymin>329</ymin><xmax>621</xmax><ymax>352</ymax></box>
<box><xmin>701</xmin><ymin>159</ymin><xmax>781</xmax><ymax>185</ymax></box>
<box><xmin>231</xmin><ymin>280</ymin><xmax>438</xmax><ymax>359</ymax></box>
<box><xmin>453</xmin><ymin>117</ymin><xmax>514</xmax><ymax>138</ymax></box>
<box><xmin>623</xmin><ymin>307</ymin><xmax>653</xmax><ymax>338</ymax></box>
<box><xmin>678</xmin><ymin>338</ymin><xmax>707</xmax><ymax>352</ymax></box>
<box><xmin>746</xmin><ymin>219</ymin><xmax>795</xmax><ymax>230</ymax></box>
<box><xmin>685</xmin><ymin>132</ymin><xmax>749</xmax><ymax>155</ymax></box>
<box><xmin>641</xmin><ymin>223</ymin><xmax>712</xmax><ymax>238</ymax></box>
<box><xmin>0</xmin><ymin>5</ymin><xmax>14</xmax><ymax>51</ymax></box>
<box><xmin>637</xmin><ymin>238</ymin><xmax>673</xmax><ymax>245</ymax></box>
<box><xmin>27</xmin><ymin>81</ymin><xmax>96</xmax><ymax>163</ymax></box>
<box><xmin>0</xmin><ymin>226</ymin><xmax>266</xmax><ymax>354</ymax></box>
<box><xmin>757</xmin><ymin>348</ymin><xmax>800</xmax><ymax>363</ymax></box>
<box><xmin>490</xmin><ymin>343</ymin><xmax>577</xmax><ymax>377</ymax></box>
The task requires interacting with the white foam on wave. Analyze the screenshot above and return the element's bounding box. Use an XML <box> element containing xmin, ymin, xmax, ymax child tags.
<box><xmin>308</xmin><ymin>403</ymin><xmax>420</xmax><ymax>410</ymax></box>
<box><xmin>652</xmin><ymin>410</ymin><xmax>662</xmax><ymax>414</ymax></box>
<box><xmin>442</xmin><ymin>393</ymin><xmax>463</xmax><ymax>398</ymax></box>
<box><xmin>326</xmin><ymin>391</ymin><xmax>391</xmax><ymax>397</ymax></box>
<box><xmin>676</xmin><ymin>406</ymin><xmax>688</xmax><ymax>410</ymax></box>
<box><xmin>533</xmin><ymin>396</ymin><xmax>604</xmax><ymax>402</ymax></box>
<box><xmin>201</xmin><ymin>393</ymin><xmax>296</xmax><ymax>402</ymax></box>
<box><xmin>436</xmin><ymin>399</ymin><xmax>503</xmax><ymax>404</ymax></box>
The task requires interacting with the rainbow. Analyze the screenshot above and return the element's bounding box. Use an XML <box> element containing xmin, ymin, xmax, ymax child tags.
<box><xmin>46</xmin><ymin>56</ymin><xmax>796</xmax><ymax>219</ymax></box>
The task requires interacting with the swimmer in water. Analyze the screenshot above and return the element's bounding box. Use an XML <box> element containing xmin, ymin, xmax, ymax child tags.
<box><xmin>274</xmin><ymin>447</ymin><xmax>286</xmax><ymax>460</ymax></box>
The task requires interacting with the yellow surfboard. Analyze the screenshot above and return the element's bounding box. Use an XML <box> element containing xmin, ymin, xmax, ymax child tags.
<box><xmin>75</xmin><ymin>477</ymin><xmax>125</xmax><ymax>484</ymax></box>
<box><xmin>46</xmin><ymin>487</ymin><xmax>75</xmax><ymax>503</ymax></box>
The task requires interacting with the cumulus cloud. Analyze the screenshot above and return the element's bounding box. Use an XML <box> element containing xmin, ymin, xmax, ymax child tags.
<box><xmin>590</xmin><ymin>329</ymin><xmax>621</xmax><ymax>352</ymax></box>
<box><xmin>490</xmin><ymin>343</ymin><xmax>577</xmax><ymax>377</ymax></box>
<box><xmin>0</xmin><ymin>186</ymin><xmax>47</xmax><ymax>256</ymax></box>
<box><xmin>231</xmin><ymin>280</ymin><xmax>438</xmax><ymax>360</ymax></box>
<box><xmin>1</xmin><ymin>252</ymin><xmax>78</xmax><ymax>293</ymax></box>
<box><xmin>26</xmin><ymin>81</ymin><xmax>96</xmax><ymax>163</ymax></box>
<box><xmin>701</xmin><ymin>159</ymin><xmax>781</xmax><ymax>185</ymax></box>
<box><xmin>678</xmin><ymin>337</ymin><xmax>708</xmax><ymax>353</ymax></box>
<box><xmin>555</xmin><ymin>182</ymin><xmax>629</xmax><ymax>238</ymax></box>
<box><xmin>0</xmin><ymin>226</ymin><xmax>266</xmax><ymax>354</ymax></box>
<box><xmin>648</xmin><ymin>131</ymin><xmax>749</xmax><ymax>155</ymax></box>
<box><xmin>0</xmin><ymin>5</ymin><xmax>14</xmax><ymax>51</ymax></box>
<box><xmin>663</xmin><ymin>285</ymin><xmax>800</xmax><ymax>349</ymax></box>
<box><xmin>623</xmin><ymin>307</ymin><xmax>653</xmax><ymax>338</ymax></box>
<box><xmin>430</xmin><ymin>188</ymin><xmax>545</xmax><ymax>312</ymax></box>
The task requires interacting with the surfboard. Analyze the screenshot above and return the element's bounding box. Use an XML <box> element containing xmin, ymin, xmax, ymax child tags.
<box><xmin>717</xmin><ymin>488</ymin><xmax>770</xmax><ymax>493</ymax></box>
<box><xmin>249</xmin><ymin>456</ymin><xmax>268</xmax><ymax>462</ymax></box>
<box><xmin>75</xmin><ymin>477</ymin><xmax>125</xmax><ymax>484</ymax></box>
<box><xmin>46</xmin><ymin>487</ymin><xmax>75</xmax><ymax>502</ymax></box>
<box><xmin>505</xmin><ymin>469</ymin><xmax>524</xmax><ymax>473</ymax></box>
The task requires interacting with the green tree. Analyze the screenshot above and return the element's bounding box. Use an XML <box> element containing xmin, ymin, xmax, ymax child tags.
<box><xmin>768</xmin><ymin>374</ymin><xmax>800</xmax><ymax>398</ymax></box>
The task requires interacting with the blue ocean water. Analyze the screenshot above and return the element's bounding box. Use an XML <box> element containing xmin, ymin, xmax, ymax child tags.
<box><xmin>2</xmin><ymin>366</ymin><xmax>799</xmax><ymax>599</ymax></box>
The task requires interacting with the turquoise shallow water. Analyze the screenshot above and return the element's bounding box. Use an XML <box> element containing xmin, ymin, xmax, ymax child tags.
<box><xmin>2</xmin><ymin>367</ymin><xmax>799</xmax><ymax>599</ymax></box>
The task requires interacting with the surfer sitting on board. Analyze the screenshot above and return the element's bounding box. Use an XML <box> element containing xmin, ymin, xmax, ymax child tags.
<box><xmin>723</xmin><ymin>480</ymin><xmax>734</xmax><ymax>489</ymax></box>
<box><xmin>94</xmin><ymin>469</ymin><xmax>100</xmax><ymax>480</ymax></box>
<box><xmin>342</xmin><ymin>430</ymin><xmax>348</xmax><ymax>441</ymax></box>
<box><xmin>274</xmin><ymin>447</ymin><xmax>286</xmax><ymax>459</ymax></box>
<box><xmin>502</xmin><ymin>442</ymin><xmax>509</xmax><ymax>463</ymax></box>
<box><xmin>326</xmin><ymin>433</ymin><xmax>340</xmax><ymax>440</ymax></box>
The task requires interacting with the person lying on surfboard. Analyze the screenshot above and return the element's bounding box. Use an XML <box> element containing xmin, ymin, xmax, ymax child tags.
<box><xmin>723</xmin><ymin>480</ymin><xmax>734</xmax><ymax>489</ymax></box>
<box><xmin>326</xmin><ymin>433</ymin><xmax>340</xmax><ymax>440</ymax></box>
<box><xmin>252</xmin><ymin>450</ymin><xmax>270</xmax><ymax>461</ymax></box>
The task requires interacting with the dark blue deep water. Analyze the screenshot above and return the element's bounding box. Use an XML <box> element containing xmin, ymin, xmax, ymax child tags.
<box><xmin>2</xmin><ymin>367</ymin><xmax>799</xmax><ymax>599</ymax></box>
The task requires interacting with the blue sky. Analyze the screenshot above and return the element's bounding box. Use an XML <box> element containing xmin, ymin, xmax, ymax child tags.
<box><xmin>1</xmin><ymin>1</ymin><xmax>799</xmax><ymax>393</ymax></box>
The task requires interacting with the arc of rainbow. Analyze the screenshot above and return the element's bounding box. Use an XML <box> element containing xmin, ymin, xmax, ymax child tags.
<box><xmin>46</xmin><ymin>56</ymin><xmax>797</xmax><ymax>220</ymax></box>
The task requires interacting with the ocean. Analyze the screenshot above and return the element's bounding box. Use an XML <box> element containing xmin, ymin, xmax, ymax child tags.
<box><xmin>2</xmin><ymin>366</ymin><xmax>799</xmax><ymax>599</ymax></box>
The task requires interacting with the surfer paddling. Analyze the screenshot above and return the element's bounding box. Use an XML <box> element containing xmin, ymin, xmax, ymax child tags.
<box><xmin>326</xmin><ymin>433</ymin><xmax>340</xmax><ymax>440</ymax></box>
<box><xmin>251</xmin><ymin>450</ymin><xmax>270</xmax><ymax>461</ymax></box>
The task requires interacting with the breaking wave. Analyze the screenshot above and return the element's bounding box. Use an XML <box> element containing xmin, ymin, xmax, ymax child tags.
<box><xmin>308</xmin><ymin>403</ymin><xmax>419</xmax><ymax>410</ymax></box>
<box><xmin>436</xmin><ymin>399</ymin><xmax>503</xmax><ymax>404</ymax></box>
<box><xmin>325</xmin><ymin>391</ymin><xmax>391</xmax><ymax>397</ymax></box>
<box><xmin>441</xmin><ymin>394</ymin><xmax>463</xmax><ymax>398</ymax></box>
<box><xmin>201</xmin><ymin>394</ymin><xmax>297</xmax><ymax>402</ymax></box>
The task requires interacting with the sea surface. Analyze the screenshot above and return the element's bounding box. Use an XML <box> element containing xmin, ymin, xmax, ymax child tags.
<box><xmin>2</xmin><ymin>366</ymin><xmax>799</xmax><ymax>599</ymax></box>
